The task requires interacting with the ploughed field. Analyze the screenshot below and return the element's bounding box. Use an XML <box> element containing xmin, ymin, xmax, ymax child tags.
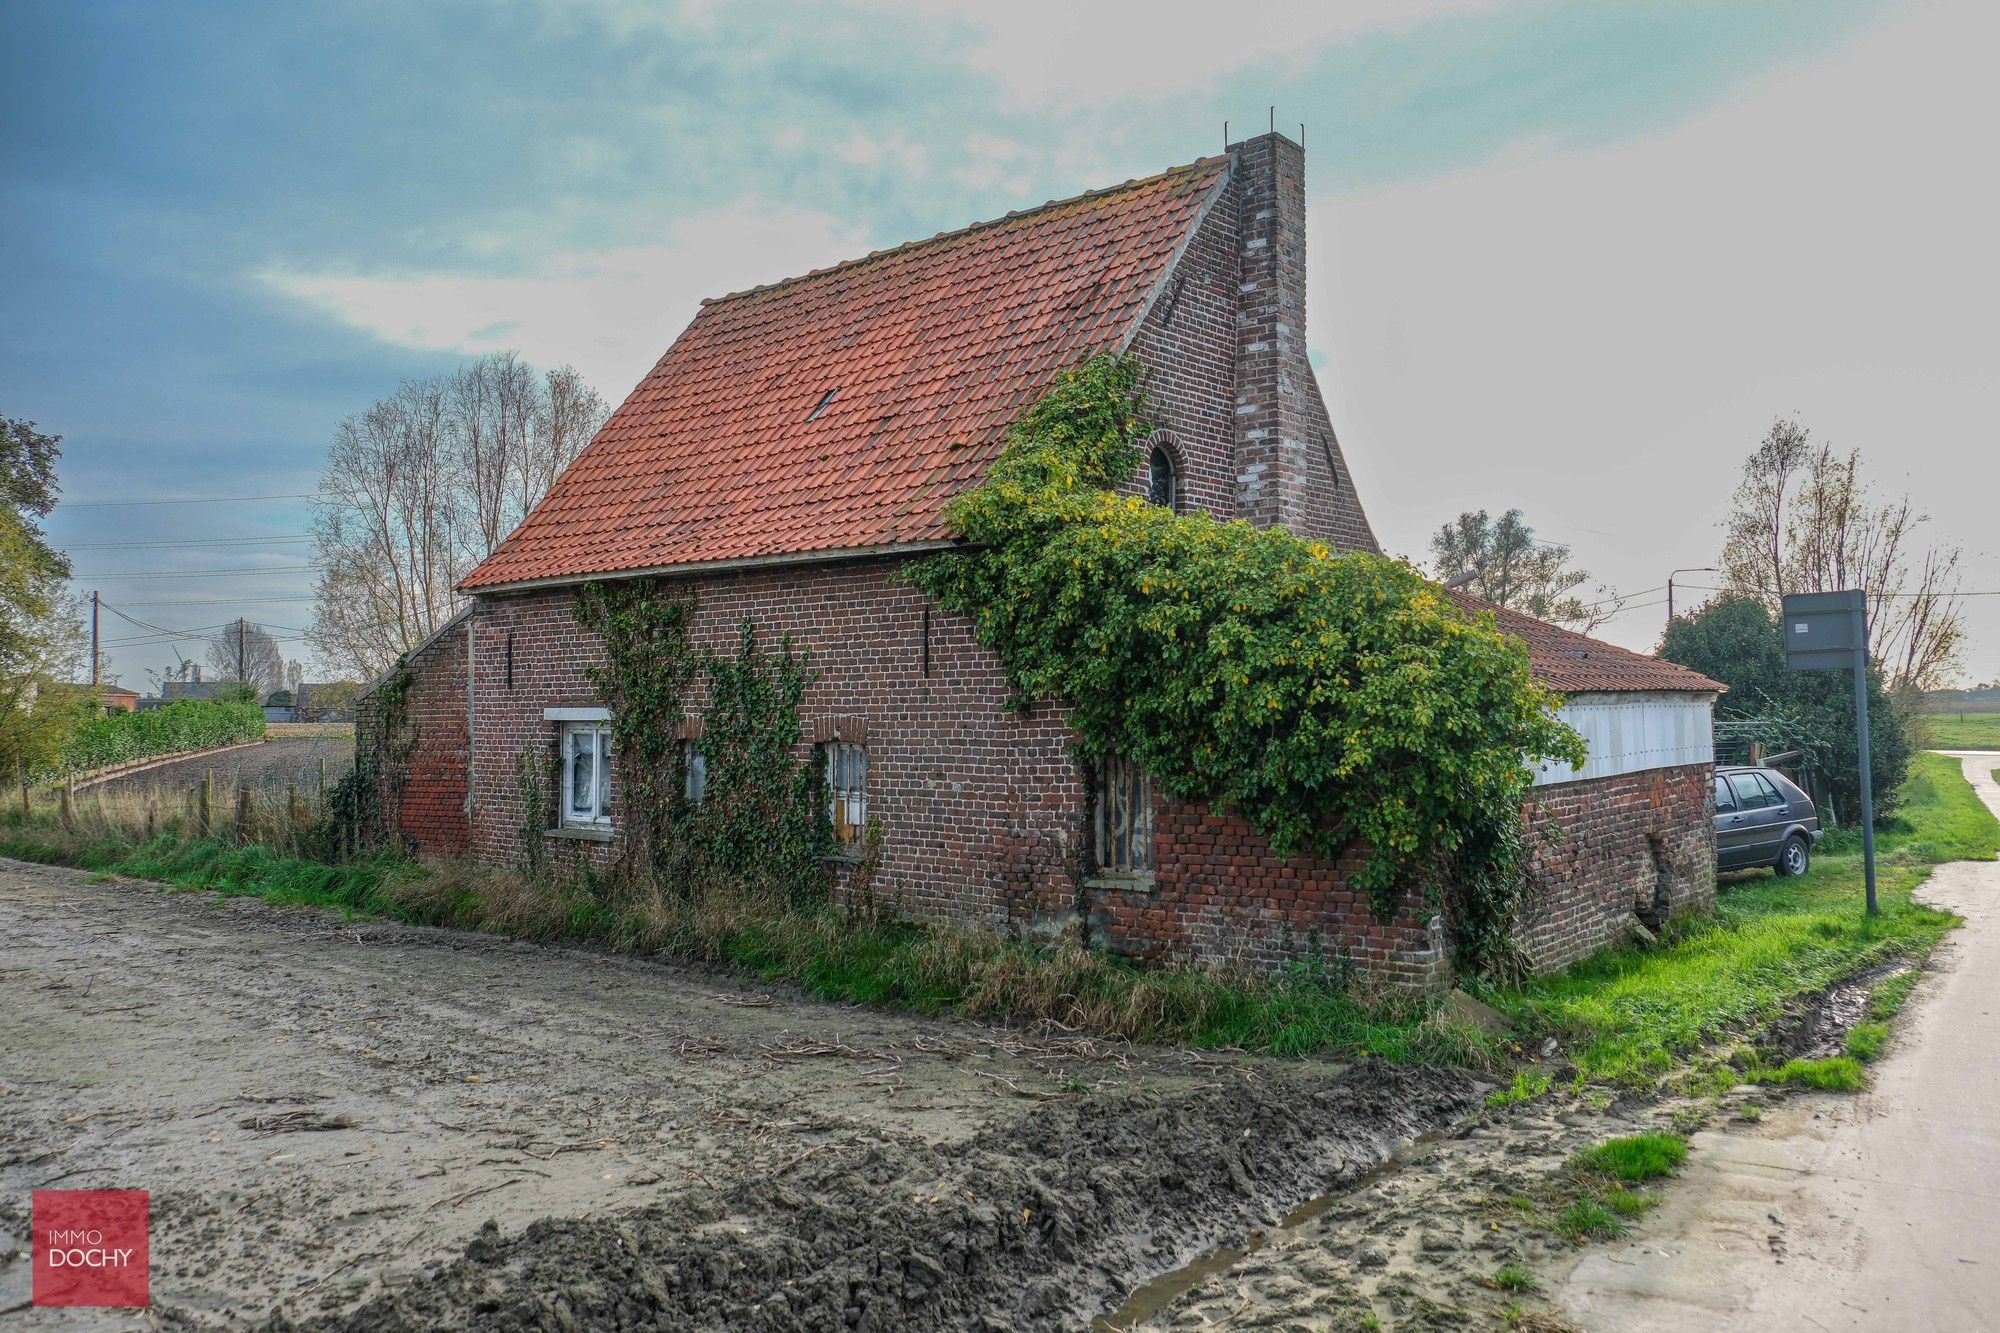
<box><xmin>0</xmin><ymin>858</ymin><xmax>1472</xmax><ymax>1330</ymax></box>
<box><xmin>87</xmin><ymin>731</ymin><xmax>356</xmax><ymax>805</ymax></box>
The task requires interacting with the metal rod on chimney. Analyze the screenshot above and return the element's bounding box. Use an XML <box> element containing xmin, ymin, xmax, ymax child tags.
<box><xmin>1269</xmin><ymin>105</ymin><xmax>1275</xmax><ymax>134</ymax></box>
<box><xmin>90</xmin><ymin>590</ymin><xmax>99</xmax><ymax>687</ymax></box>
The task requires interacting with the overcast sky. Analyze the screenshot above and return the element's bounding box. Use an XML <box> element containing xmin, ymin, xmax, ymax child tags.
<box><xmin>4</xmin><ymin>0</ymin><xmax>1994</xmax><ymax>688</ymax></box>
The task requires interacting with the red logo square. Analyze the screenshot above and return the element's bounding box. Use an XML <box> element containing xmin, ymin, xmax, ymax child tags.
<box><xmin>32</xmin><ymin>1190</ymin><xmax>150</xmax><ymax>1308</ymax></box>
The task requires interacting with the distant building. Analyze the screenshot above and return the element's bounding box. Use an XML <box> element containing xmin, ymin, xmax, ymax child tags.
<box><xmin>95</xmin><ymin>684</ymin><xmax>140</xmax><ymax>714</ymax></box>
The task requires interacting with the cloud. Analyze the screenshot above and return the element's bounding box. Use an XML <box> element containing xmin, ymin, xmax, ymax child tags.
<box><xmin>259</xmin><ymin>202</ymin><xmax>873</xmax><ymax>398</ymax></box>
<box><xmin>1316</xmin><ymin>0</ymin><xmax>2000</xmax><ymax>666</ymax></box>
<box><xmin>859</xmin><ymin>0</ymin><xmax>1504</xmax><ymax>111</ymax></box>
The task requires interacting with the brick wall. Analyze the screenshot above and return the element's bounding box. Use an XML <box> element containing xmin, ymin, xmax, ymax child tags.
<box><xmin>1514</xmin><ymin>762</ymin><xmax>1717</xmax><ymax>971</ymax></box>
<box><xmin>354</xmin><ymin>616</ymin><xmax>470</xmax><ymax>856</ymax></box>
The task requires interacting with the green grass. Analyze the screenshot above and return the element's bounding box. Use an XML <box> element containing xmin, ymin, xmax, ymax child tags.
<box><xmin>1485</xmin><ymin>1068</ymin><xmax>1552</xmax><ymax>1108</ymax></box>
<box><xmin>1488</xmin><ymin>1263</ymin><xmax>1540</xmax><ymax>1292</ymax></box>
<box><xmin>1844</xmin><ymin>1022</ymin><xmax>1888</xmax><ymax>1062</ymax></box>
<box><xmin>1486</xmin><ymin>752</ymin><xmax>1994</xmax><ymax>1081</ymax></box>
<box><xmin>1921</xmin><ymin>712</ymin><xmax>2000</xmax><ymax>750</ymax></box>
<box><xmin>1867</xmin><ymin>968</ymin><xmax>1921</xmax><ymax>1021</ymax></box>
<box><xmin>1555</xmin><ymin>1200</ymin><xmax>1627</xmax><ymax>1242</ymax></box>
<box><xmin>1751</xmin><ymin>1056</ymin><xmax>1866</xmax><ymax>1090</ymax></box>
<box><xmin>1569</xmin><ymin>1132</ymin><xmax>1687</xmax><ymax>1182</ymax></box>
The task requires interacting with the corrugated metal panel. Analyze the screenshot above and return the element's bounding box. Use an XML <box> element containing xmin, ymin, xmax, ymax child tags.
<box><xmin>1533</xmin><ymin>696</ymin><xmax>1714</xmax><ymax>786</ymax></box>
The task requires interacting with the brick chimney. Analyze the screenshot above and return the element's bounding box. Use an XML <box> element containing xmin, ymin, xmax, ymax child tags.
<box><xmin>1229</xmin><ymin>131</ymin><xmax>1314</xmax><ymax>532</ymax></box>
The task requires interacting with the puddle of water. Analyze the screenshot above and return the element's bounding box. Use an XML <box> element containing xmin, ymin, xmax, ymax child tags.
<box><xmin>1090</xmin><ymin>1139</ymin><xmax>1428</xmax><ymax>1332</ymax></box>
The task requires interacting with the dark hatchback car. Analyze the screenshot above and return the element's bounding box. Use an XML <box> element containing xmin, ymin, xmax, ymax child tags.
<box><xmin>1715</xmin><ymin>765</ymin><xmax>1823</xmax><ymax>876</ymax></box>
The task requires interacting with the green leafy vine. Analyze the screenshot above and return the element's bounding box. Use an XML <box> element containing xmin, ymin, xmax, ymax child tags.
<box><xmin>906</xmin><ymin>353</ymin><xmax>1585</xmax><ymax>970</ymax></box>
<box><xmin>573</xmin><ymin>583</ymin><xmax>830</xmax><ymax>897</ymax></box>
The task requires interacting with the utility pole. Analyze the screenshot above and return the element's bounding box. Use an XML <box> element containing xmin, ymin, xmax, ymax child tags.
<box><xmin>1666</xmin><ymin>568</ymin><xmax>1717</xmax><ymax>631</ymax></box>
<box><xmin>237</xmin><ymin>617</ymin><xmax>246</xmax><ymax>689</ymax></box>
<box><xmin>90</xmin><ymin>590</ymin><xmax>100</xmax><ymax>687</ymax></box>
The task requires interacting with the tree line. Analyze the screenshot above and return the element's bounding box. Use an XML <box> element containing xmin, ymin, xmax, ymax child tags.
<box><xmin>1428</xmin><ymin>416</ymin><xmax>1969</xmax><ymax>825</ymax></box>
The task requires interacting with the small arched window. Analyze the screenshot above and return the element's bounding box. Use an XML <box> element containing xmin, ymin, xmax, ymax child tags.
<box><xmin>1147</xmin><ymin>444</ymin><xmax>1178</xmax><ymax>510</ymax></box>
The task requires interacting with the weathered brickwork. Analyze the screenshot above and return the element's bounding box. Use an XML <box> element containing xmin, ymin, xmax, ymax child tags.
<box><xmin>1514</xmin><ymin>762</ymin><xmax>1718</xmax><ymax>972</ymax></box>
<box><xmin>461</xmin><ymin>560</ymin><xmax>1086</xmax><ymax>926</ymax></box>
<box><xmin>355</xmin><ymin>617</ymin><xmax>469</xmax><ymax>856</ymax></box>
<box><xmin>1090</xmin><ymin>801</ymin><xmax>1448</xmax><ymax>990</ymax></box>
<box><xmin>365</xmin><ymin>132</ymin><xmax>1716</xmax><ymax>991</ymax></box>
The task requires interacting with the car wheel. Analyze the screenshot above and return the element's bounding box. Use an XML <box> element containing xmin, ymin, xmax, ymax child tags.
<box><xmin>1776</xmin><ymin>835</ymin><xmax>1810</xmax><ymax>878</ymax></box>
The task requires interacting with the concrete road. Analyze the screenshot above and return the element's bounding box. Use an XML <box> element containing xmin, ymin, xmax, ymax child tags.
<box><xmin>1558</xmin><ymin>752</ymin><xmax>2000</xmax><ymax>1332</ymax></box>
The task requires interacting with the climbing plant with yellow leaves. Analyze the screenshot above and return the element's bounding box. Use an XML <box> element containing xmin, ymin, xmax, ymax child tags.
<box><xmin>906</xmin><ymin>353</ymin><xmax>1584</xmax><ymax>969</ymax></box>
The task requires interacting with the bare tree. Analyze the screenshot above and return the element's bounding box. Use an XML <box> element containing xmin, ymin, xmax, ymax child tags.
<box><xmin>308</xmin><ymin>377</ymin><xmax>458</xmax><ymax>679</ymax></box>
<box><xmin>205</xmin><ymin>620</ymin><xmax>287</xmax><ymax>696</ymax></box>
<box><xmin>1429</xmin><ymin>508</ymin><xmax>1615</xmax><ymax>630</ymax></box>
<box><xmin>1719</xmin><ymin>418</ymin><xmax>1965</xmax><ymax>690</ymax></box>
<box><xmin>309</xmin><ymin>355</ymin><xmax>609</xmax><ymax>680</ymax></box>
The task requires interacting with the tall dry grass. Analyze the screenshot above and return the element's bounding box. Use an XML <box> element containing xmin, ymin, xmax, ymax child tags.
<box><xmin>0</xmin><ymin>786</ymin><xmax>1492</xmax><ymax>1064</ymax></box>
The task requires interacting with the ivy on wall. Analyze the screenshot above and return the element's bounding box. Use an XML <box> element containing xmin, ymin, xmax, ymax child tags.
<box><xmin>906</xmin><ymin>354</ymin><xmax>1585</xmax><ymax>969</ymax></box>
<box><xmin>573</xmin><ymin>583</ymin><xmax>829</xmax><ymax>896</ymax></box>
<box><xmin>328</xmin><ymin>661</ymin><xmax>415</xmax><ymax>859</ymax></box>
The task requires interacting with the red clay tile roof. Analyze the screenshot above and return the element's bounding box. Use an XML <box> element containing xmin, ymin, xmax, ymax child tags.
<box><xmin>1446</xmin><ymin>590</ymin><xmax>1725</xmax><ymax>695</ymax></box>
<box><xmin>461</xmin><ymin>157</ymin><xmax>1231</xmax><ymax>591</ymax></box>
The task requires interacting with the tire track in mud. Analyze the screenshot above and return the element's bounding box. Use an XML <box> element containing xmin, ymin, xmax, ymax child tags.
<box><xmin>295</xmin><ymin>1064</ymin><xmax>1477</xmax><ymax>1333</ymax></box>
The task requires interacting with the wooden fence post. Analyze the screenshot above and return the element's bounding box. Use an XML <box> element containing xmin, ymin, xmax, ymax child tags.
<box><xmin>198</xmin><ymin>772</ymin><xmax>212</xmax><ymax>837</ymax></box>
<box><xmin>146</xmin><ymin>797</ymin><xmax>158</xmax><ymax>840</ymax></box>
<box><xmin>18</xmin><ymin>763</ymin><xmax>28</xmax><ymax>820</ymax></box>
<box><xmin>59</xmin><ymin>779</ymin><xmax>74</xmax><ymax>828</ymax></box>
<box><xmin>235</xmin><ymin>784</ymin><xmax>252</xmax><ymax>844</ymax></box>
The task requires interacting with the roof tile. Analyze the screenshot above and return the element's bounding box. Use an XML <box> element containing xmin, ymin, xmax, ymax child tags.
<box><xmin>463</xmin><ymin>157</ymin><xmax>1229</xmax><ymax>591</ymax></box>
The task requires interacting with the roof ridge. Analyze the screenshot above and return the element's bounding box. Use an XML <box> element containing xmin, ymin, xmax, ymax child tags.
<box><xmin>699</xmin><ymin>152</ymin><xmax>1231</xmax><ymax>308</ymax></box>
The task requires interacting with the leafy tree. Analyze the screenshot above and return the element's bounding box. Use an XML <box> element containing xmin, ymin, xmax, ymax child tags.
<box><xmin>1661</xmin><ymin>595</ymin><xmax>1908</xmax><ymax>825</ymax></box>
<box><xmin>1428</xmin><ymin>508</ymin><xmax>1612</xmax><ymax>630</ymax></box>
<box><xmin>0</xmin><ymin>416</ymin><xmax>87</xmax><ymax>775</ymax></box>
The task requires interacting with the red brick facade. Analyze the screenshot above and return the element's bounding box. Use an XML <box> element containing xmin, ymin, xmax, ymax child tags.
<box><xmin>1514</xmin><ymin>762</ymin><xmax>1717</xmax><ymax>972</ymax></box>
<box><xmin>356</xmin><ymin>615</ymin><xmax>470</xmax><ymax>857</ymax></box>
<box><xmin>357</xmin><ymin>132</ymin><xmax>1718</xmax><ymax>990</ymax></box>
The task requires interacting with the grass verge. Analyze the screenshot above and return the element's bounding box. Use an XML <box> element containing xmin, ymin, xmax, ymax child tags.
<box><xmin>1484</xmin><ymin>752</ymin><xmax>1996</xmax><ymax>1081</ymax></box>
<box><xmin>4</xmin><ymin>754</ymin><xmax>1990</xmax><ymax>1079</ymax></box>
<box><xmin>0</xmin><ymin>817</ymin><xmax>1492</xmax><ymax>1064</ymax></box>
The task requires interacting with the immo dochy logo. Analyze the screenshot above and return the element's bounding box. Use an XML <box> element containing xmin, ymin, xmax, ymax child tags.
<box><xmin>32</xmin><ymin>1189</ymin><xmax>150</xmax><ymax>1308</ymax></box>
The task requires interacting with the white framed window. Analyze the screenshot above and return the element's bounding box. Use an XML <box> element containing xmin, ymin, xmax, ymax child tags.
<box><xmin>826</xmin><ymin>742</ymin><xmax>867</xmax><ymax>846</ymax></box>
<box><xmin>683</xmin><ymin>739</ymin><xmax>707</xmax><ymax>806</ymax></box>
<box><xmin>1095</xmin><ymin>754</ymin><xmax>1153</xmax><ymax>875</ymax></box>
<box><xmin>561</xmin><ymin>722</ymin><xmax>614</xmax><ymax>827</ymax></box>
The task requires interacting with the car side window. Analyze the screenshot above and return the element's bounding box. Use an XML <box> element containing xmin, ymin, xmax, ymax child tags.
<box><xmin>1754</xmin><ymin>773</ymin><xmax>1787</xmax><ymax>808</ymax></box>
<box><xmin>1715</xmin><ymin>776</ymin><xmax>1737</xmax><ymax>812</ymax></box>
<box><xmin>1728</xmin><ymin>773</ymin><xmax>1776</xmax><ymax>810</ymax></box>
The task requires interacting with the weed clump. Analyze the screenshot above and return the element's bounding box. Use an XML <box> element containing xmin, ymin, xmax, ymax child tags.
<box><xmin>1568</xmin><ymin>1132</ymin><xmax>1687</xmax><ymax>1182</ymax></box>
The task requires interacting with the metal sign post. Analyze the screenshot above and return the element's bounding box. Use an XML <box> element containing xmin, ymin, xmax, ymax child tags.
<box><xmin>1782</xmin><ymin>589</ymin><xmax>1875</xmax><ymax>915</ymax></box>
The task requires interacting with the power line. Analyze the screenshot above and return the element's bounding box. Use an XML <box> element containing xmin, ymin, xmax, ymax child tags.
<box><xmin>65</xmin><ymin>536</ymin><xmax>313</xmax><ymax>550</ymax></box>
<box><xmin>110</xmin><ymin>596</ymin><xmax>320</xmax><ymax>607</ymax></box>
<box><xmin>60</xmin><ymin>493</ymin><xmax>316</xmax><ymax>508</ymax></box>
<box><xmin>70</xmin><ymin>566</ymin><xmax>323</xmax><ymax>580</ymax></box>
<box><xmin>1678</xmin><ymin>583</ymin><xmax>2000</xmax><ymax>598</ymax></box>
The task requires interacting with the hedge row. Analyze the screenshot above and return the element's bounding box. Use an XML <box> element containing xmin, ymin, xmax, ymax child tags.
<box><xmin>65</xmin><ymin>700</ymin><xmax>265</xmax><ymax>774</ymax></box>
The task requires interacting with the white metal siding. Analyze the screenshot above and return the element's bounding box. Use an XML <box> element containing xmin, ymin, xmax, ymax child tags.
<box><xmin>1532</xmin><ymin>694</ymin><xmax>1714</xmax><ymax>787</ymax></box>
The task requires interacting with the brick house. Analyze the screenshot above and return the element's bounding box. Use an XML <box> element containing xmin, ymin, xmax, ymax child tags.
<box><xmin>361</xmin><ymin>133</ymin><xmax>1722</xmax><ymax>988</ymax></box>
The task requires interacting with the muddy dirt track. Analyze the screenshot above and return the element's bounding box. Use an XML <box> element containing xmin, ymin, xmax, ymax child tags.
<box><xmin>0</xmin><ymin>860</ymin><xmax>1475</xmax><ymax>1329</ymax></box>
